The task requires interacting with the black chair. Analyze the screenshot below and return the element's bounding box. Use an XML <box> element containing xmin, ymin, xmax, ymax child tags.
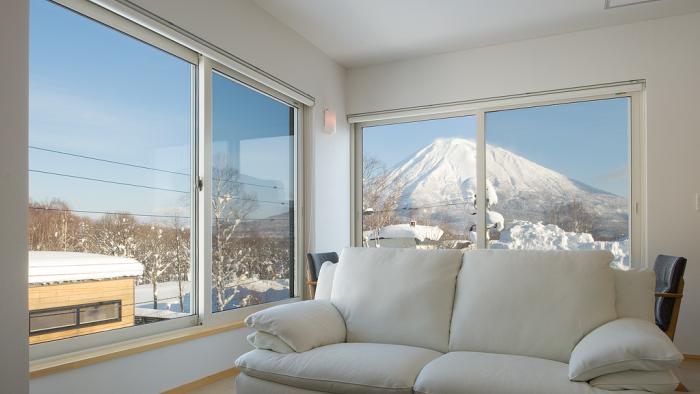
<box><xmin>306</xmin><ymin>252</ymin><xmax>339</xmax><ymax>298</ymax></box>
<box><xmin>653</xmin><ymin>255</ymin><xmax>687</xmax><ymax>340</ymax></box>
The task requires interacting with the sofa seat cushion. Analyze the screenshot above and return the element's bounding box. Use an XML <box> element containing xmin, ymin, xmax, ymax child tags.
<box><xmin>331</xmin><ymin>247</ymin><xmax>463</xmax><ymax>352</ymax></box>
<box><xmin>414</xmin><ymin>352</ymin><xmax>649</xmax><ymax>394</ymax></box>
<box><xmin>589</xmin><ymin>370</ymin><xmax>679</xmax><ymax>393</ymax></box>
<box><xmin>450</xmin><ymin>250</ymin><xmax>617</xmax><ymax>363</ymax></box>
<box><xmin>235</xmin><ymin>343</ymin><xmax>442</xmax><ymax>394</ymax></box>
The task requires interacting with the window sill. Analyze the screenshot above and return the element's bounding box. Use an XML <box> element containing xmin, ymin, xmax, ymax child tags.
<box><xmin>29</xmin><ymin>320</ymin><xmax>245</xmax><ymax>378</ymax></box>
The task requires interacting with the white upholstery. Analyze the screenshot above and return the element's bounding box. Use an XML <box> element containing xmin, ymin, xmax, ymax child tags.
<box><xmin>235</xmin><ymin>343</ymin><xmax>442</xmax><ymax>394</ymax></box>
<box><xmin>245</xmin><ymin>300</ymin><xmax>346</xmax><ymax>353</ymax></box>
<box><xmin>330</xmin><ymin>247</ymin><xmax>462</xmax><ymax>352</ymax></box>
<box><xmin>237</xmin><ymin>249</ymin><xmax>681</xmax><ymax>394</ymax></box>
<box><xmin>569</xmin><ymin>318</ymin><xmax>683</xmax><ymax>381</ymax></box>
<box><xmin>413</xmin><ymin>352</ymin><xmax>648</xmax><ymax>394</ymax></box>
<box><xmin>614</xmin><ymin>269</ymin><xmax>656</xmax><ymax>321</ymax></box>
<box><xmin>314</xmin><ymin>261</ymin><xmax>336</xmax><ymax>300</ymax></box>
<box><xmin>589</xmin><ymin>370</ymin><xmax>679</xmax><ymax>393</ymax></box>
<box><xmin>247</xmin><ymin>331</ymin><xmax>294</xmax><ymax>354</ymax></box>
<box><xmin>236</xmin><ymin>373</ymin><xmax>327</xmax><ymax>394</ymax></box>
<box><xmin>450</xmin><ymin>249</ymin><xmax>617</xmax><ymax>362</ymax></box>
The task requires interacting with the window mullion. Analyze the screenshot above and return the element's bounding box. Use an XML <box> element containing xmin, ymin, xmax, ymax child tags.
<box><xmin>198</xmin><ymin>55</ymin><xmax>214</xmax><ymax>324</ymax></box>
<box><xmin>476</xmin><ymin>110</ymin><xmax>487</xmax><ymax>249</ymax></box>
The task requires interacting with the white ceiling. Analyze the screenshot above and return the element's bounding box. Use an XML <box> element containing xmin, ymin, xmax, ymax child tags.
<box><xmin>253</xmin><ymin>0</ymin><xmax>700</xmax><ymax>68</ymax></box>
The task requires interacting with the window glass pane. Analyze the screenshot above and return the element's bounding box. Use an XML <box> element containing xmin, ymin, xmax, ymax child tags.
<box><xmin>30</xmin><ymin>309</ymin><xmax>77</xmax><ymax>334</ymax></box>
<box><xmin>485</xmin><ymin>98</ymin><xmax>630</xmax><ymax>268</ymax></box>
<box><xmin>362</xmin><ymin>116</ymin><xmax>477</xmax><ymax>249</ymax></box>
<box><xmin>79</xmin><ymin>302</ymin><xmax>121</xmax><ymax>325</ymax></box>
<box><xmin>211</xmin><ymin>71</ymin><xmax>294</xmax><ymax>313</ymax></box>
<box><xmin>29</xmin><ymin>0</ymin><xmax>195</xmax><ymax>343</ymax></box>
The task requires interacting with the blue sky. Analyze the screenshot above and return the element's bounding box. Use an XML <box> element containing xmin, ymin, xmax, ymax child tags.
<box><xmin>364</xmin><ymin>98</ymin><xmax>630</xmax><ymax>197</ymax></box>
<box><xmin>29</xmin><ymin>0</ymin><xmax>292</xmax><ymax>221</ymax></box>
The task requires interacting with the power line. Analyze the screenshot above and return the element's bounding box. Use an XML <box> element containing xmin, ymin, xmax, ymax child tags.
<box><xmin>370</xmin><ymin>199</ymin><xmax>475</xmax><ymax>213</ymax></box>
<box><xmin>30</xmin><ymin>145</ymin><xmax>285</xmax><ymax>190</ymax></box>
<box><xmin>211</xmin><ymin>176</ymin><xmax>285</xmax><ymax>191</ymax></box>
<box><xmin>29</xmin><ymin>206</ymin><xmax>190</xmax><ymax>220</ymax></box>
<box><xmin>30</xmin><ymin>169</ymin><xmax>190</xmax><ymax>194</ymax></box>
<box><xmin>30</xmin><ymin>146</ymin><xmax>190</xmax><ymax>176</ymax></box>
<box><xmin>28</xmin><ymin>168</ymin><xmax>287</xmax><ymax>205</ymax></box>
<box><xmin>29</xmin><ymin>206</ymin><xmax>289</xmax><ymax>222</ymax></box>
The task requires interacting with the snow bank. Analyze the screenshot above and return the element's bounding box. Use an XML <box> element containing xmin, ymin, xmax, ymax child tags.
<box><xmin>490</xmin><ymin>220</ymin><xmax>629</xmax><ymax>268</ymax></box>
<box><xmin>369</xmin><ymin>223</ymin><xmax>444</xmax><ymax>242</ymax></box>
<box><xmin>29</xmin><ymin>251</ymin><xmax>144</xmax><ymax>284</ymax></box>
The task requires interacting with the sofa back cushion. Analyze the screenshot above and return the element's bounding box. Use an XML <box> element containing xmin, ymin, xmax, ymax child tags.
<box><xmin>614</xmin><ymin>269</ymin><xmax>655</xmax><ymax>321</ymax></box>
<box><xmin>449</xmin><ymin>249</ymin><xmax>617</xmax><ymax>363</ymax></box>
<box><xmin>330</xmin><ymin>247</ymin><xmax>463</xmax><ymax>352</ymax></box>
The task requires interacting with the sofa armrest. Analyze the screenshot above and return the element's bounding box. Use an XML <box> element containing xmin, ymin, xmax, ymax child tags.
<box><xmin>245</xmin><ymin>299</ymin><xmax>346</xmax><ymax>353</ymax></box>
<box><xmin>569</xmin><ymin>318</ymin><xmax>683</xmax><ymax>381</ymax></box>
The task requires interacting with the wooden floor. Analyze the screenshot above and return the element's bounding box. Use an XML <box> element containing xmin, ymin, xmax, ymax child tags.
<box><xmin>187</xmin><ymin>360</ymin><xmax>700</xmax><ymax>394</ymax></box>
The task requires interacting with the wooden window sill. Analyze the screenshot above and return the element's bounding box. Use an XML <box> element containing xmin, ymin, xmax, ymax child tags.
<box><xmin>30</xmin><ymin>321</ymin><xmax>245</xmax><ymax>378</ymax></box>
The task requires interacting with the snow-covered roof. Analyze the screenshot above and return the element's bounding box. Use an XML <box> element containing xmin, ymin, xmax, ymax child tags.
<box><xmin>29</xmin><ymin>251</ymin><xmax>144</xmax><ymax>284</ymax></box>
<box><xmin>367</xmin><ymin>223</ymin><xmax>444</xmax><ymax>242</ymax></box>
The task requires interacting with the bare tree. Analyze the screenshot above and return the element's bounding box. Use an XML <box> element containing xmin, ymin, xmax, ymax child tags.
<box><xmin>168</xmin><ymin>216</ymin><xmax>191</xmax><ymax>312</ymax></box>
<box><xmin>546</xmin><ymin>200</ymin><xmax>595</xmax><ymax>234</ymax></box>
<box><xmin>211</xmin><ymin>156</ymin><xmax>259</xmax><ymax>312</ymax></box>
<box><xmin>362</xmin><ymin>155</ymin><xmax>407</xmax><ymax>243</ymax></box>
<box><xmin>139</xmin><ymin>225</ymin><xmax>173</xmax><ymax>309</ymax></box>
<box><xmin>28</xmin><ymin>199</ymin><xmax>83</xmax><ymax>251</ymax></box>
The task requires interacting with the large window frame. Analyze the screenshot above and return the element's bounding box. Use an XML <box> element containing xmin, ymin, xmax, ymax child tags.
<box><xmin>351</xmin><ymin>83</ymin><xmax>646</xmax><ymax>266</ymax></box>
<box><xmin>30</xmin><ymin>0</ymin><xmax>308</xmax><ymax>360</ymax></box>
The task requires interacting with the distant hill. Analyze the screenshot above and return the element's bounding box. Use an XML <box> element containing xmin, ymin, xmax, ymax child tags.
<box><xmin>383</xmin><ymin>138</ymin><xmax>628</xmax><ymax>240</ymax></box>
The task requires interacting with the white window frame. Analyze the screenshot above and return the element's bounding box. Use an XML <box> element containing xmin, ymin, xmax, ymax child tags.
<box><xmin>30</xmin><ymin>0</ymin><xmax>308</xmax><ymax>360</ymax></box>
<box><xmin>350</xmin><ymin>83</ymin><xmax>646</xmax><ymax>266</ymax></box>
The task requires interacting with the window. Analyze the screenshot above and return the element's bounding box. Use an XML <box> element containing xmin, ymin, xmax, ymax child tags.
<box><xmin>28</xmin><ymin>0</ymin><xmax>304</xmax><ymax>355</ymax></box>
<box><xmin>30</xmin><ymin>301</ymin><xmax>122</xmax><ymax>336</ymax></box>
<box><xmin>485</xmin><ymin>98</ymin><xmax>631</xmax><ymax>267</ymax></box>
<box><xmin>354</xmin><ymin>88</ymin><xmax>643</xmax><ymax>268</ymax></box>
<box><xmin>362</xmin><ymin>116</ymin><xmax>477</xmax><ymax>249</ymax></box>
<box><xmin>210</xmin><ymin>69</ymin><xmax>296</xmax><ymax>313</ymax></box>
<box><xmin>29</xmin><ymin>0</ymin><xmax>195</xmax><ymax>344</ymax></box>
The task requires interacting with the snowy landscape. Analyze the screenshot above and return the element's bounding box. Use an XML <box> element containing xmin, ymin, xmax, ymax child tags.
<box><xmin>364</xmin><ymin>137</ymin><xmax>630</xmax><ymax>266</ymax></box>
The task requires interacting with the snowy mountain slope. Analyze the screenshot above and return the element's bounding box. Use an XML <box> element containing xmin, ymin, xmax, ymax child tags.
<box><xmin>384</xmin><ymin>138</ymin><xmax>628</xmax><ymax>239</ymax></box>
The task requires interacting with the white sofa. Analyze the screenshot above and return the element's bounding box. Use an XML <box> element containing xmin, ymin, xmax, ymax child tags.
<box><xmin>235</xmin><ymin>248</ymin><xmax>683</xmax><ymax>394</ymax></box>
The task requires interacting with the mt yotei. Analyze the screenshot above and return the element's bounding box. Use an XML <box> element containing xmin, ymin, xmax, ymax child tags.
<box><xmin>384</xmin><ymin>138</ymin><xmax>628</xmax><ymax>240</ymax></box>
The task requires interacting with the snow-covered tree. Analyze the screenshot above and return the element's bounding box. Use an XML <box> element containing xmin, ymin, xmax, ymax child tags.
<box><xmin>362</xmin><ymin>155</ymin><xmax>407</xmax><ymax>246</ymax></box>
<box><xmin>139</xmin><ymin>225</ymin><xmax>173</xmax><ymax>309</ymax></box>
<box><xmin>211</xmin><ymin>156</ymin><xmax>259</xmax><ymax>311</ymax></box>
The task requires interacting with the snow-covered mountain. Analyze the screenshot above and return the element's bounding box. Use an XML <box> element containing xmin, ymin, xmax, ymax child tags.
<box><xmin>384</xmin><ymin>138</ymin><xmax>628</xmax><ymax>240</ymax></box>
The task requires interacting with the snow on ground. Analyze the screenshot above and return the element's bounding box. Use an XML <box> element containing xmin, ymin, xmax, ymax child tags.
<box><xmin>134</xmin><ymin>278</ymin><xmax>290</xmax><ymax>316</ymax></box>
<box><xmin>29</xmin><ymin>251</ymin><xmax>143</xmax><ymax>284</ymax></box>
<box><xmin>366</xmin><ymin>223</ymin><xmax>444</xmax><ymax>242</ymax></box>
<box><xmin>135</xmin><ymin>281</ymin><xmax>190</xmax><ymax>307</ymax></box>
<box><xmin>490</xmin><ymin>220</ymin><xmax>629</xmax><ymax>268</ymax></box>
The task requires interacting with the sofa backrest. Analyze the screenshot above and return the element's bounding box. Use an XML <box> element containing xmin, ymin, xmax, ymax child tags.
<box><xmin>614</xmin><ymin>268</ymin><xmax>655</xmax><ymax>321</ymax></box>
<box><xmin>330</xmin><ymin>247</ymin><xmax>463</xmax><ymax>352</ymax></box>
<box><xmin>449</xmin><ymin>249</ymin><xmax>617</xmax><ymax>363</ymax></box>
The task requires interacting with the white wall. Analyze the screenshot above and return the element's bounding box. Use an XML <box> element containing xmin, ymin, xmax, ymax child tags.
<box><xmin>347</xmin><ymin>12</ymin><xmax>700</xmax><ymax>354</ymax></box>
<box><xmin>0</xmin><ymin>1</ymin><xmax>29</xmax><ymax>393</ymax></box>
<box><xmin>29</xmin><ymin>0</ymin><xmax>348</xmax><ymax>392</ymax></box>
<box><xmin>31</xmin><ymin>328</ymin><xmax>254</xmax><ymax>394</ymax></box>
<box><xmin>127</xmin><ymin>0</ymin><xmax>350</xmax><ymax>253</ymax></box>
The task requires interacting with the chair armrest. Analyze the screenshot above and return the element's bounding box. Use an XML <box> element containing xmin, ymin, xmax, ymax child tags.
<box><xmin>655</xmin><ymin>292</ymin><xmax>683</xmax><ymax>299</ymax></box>
<box><xmin>245</xmin><ymin>299</ymin><xmax>346</xmax><ymax>353</ymax></box>
<box><xmin>569</xmin><ymin>318</ymin><xmax>683</xmax><ymax>381</ymax></box>
<box><xmin>307</xmin><ymin>280</ymin><xmax>318</xmax><ymax>286</ymax></box>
